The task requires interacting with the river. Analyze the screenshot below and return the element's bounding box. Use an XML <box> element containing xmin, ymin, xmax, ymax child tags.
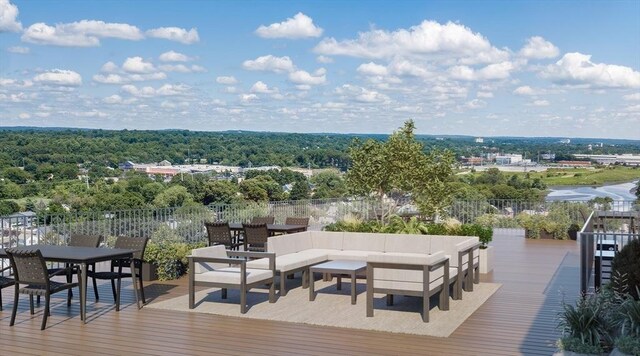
<box><xmin>546</xmin><ymin>180</ymin><xmax>638</xmax><ymax>202</ymax></box>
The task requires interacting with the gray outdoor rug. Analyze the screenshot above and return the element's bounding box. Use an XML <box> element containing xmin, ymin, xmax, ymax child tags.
<box><xmin>146</xmin><ymin>277</ymin><xmax>501</xmax><ymax>337</ymax></box>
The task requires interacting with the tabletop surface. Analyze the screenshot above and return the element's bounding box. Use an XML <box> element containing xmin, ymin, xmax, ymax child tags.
<box><xmin>228</xmin><ymin>223</ymin><xmax>307</xmax><ymax>231</ymax></box>
<box><xmin>310</xmin><ymin>260</ymin><xmax>367</xmax><ymax>272</ymax></box>
<box><xmin>0</xmin><ymin>244</ymin><xmax>136</xmax><ymax>262</ymax></box>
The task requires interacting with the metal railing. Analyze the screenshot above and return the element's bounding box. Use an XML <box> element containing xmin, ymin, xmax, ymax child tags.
<box><xmin>2</xmin><ymin>198</ymin><xmax>637</xmax><ymax>249</ymax></box>
<box><xmin>579</xmin><ymin>210</ymin><xmax>640</xmax><ymax>294</ymax></box>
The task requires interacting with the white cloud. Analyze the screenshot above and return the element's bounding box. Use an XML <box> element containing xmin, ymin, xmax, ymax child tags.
<box><xmin>530</xmin><ymin>99</ymin><xmax>550</xmax><ymax>106</ymax></box>
<box><xmin>7</xmin><ymin>45</ymin><xmax>29</xmax><ymax>54</ymax></box>
<box><xmin>314</xmin><ymin>20</ymin><xmax>506</xmax><ymax>64</ymax></box>
<box><xmin>519</xmin><ymin>36</ymin><xmax>559</xmax><ymax>59</ymax></box>
<box><xmin>122</xmin><ymin>56</ymin><xmax>156</xmax><ymax>74</ymax></box>
<box><xmin>466</xmin><ymin>99</ymin><xmax>486</xmax><ymax>109</ymax></box>
<box><xmin>18</xmin><ymin>112</ymin><xmax>30</xmax><ymax>119</ymax></box>
<box><xmin>128</xmin><ymin>72</ymin><xmax>167</xmax><ymax>81</ymax></box>
<box><xmin>216</xmin><ymin>76</ymin><xmax>238</xmax><ymax>85</ymax></box>
<box><xmin>477</xmin><ymin>91</ymin><xmax>493</xmax><ymax>98</ymax></box>
<box><xmin>316</xmin><ymin>55</ymin><xmax>334</xmax><ymax>63</ymax></box>
<box><xmin>121</xmin><ymin>83</ymin><xmax>190</xmax><ymax>97</ymax></box>
<box><xmin>146</xmin><ymin>27</ymin><xmax>199</xmax><ymax>44</ymax></box>
<box><xmin>336</xmin><ymin>84</ymin><xmax>389</xmax><ymax>103</ymax></box>
<box><xmin>541</xmin><ymin>52</ymin><xmax>640</xmax><ymax>88</ymax></box>
<box><xmin>0</xmin><ymin>0</ymin><xmax>21</xmax><ymax>32</ymax></box>
<box><xmin>0</xmin><ymin>78</ymin><xmax>33</xmax><ymax>88</ymax></box>
<box><xmin>93</xmin><ymin>74</ymin><xmax>128</xmax><ymax>84</ymax></box>
<box><xmin>103</xmin><ymin>94</ymin><xmax>123</xmax><ymax>104</ymax></box>
<box><xmin>158</xmin><ymin>64</ymin><xmax>205</xmax><ymax>73</ymax></box>
<box><xmin>33</xmin><ymin>69</ymin><xmax>82</xmax><ymax>86</ymax></box>
<box><xmin>357</xmin><ymin>62</ymin><xmax>388</xmax><ymax>76</ymax></box>
<box><xmin>22</xmin><ymin>20</ymin><xmax>143</xmax><ymax>47</ymax></box>
<box><xmin>100</xmin><ymin>61</ymin><xmax>119</xmax><ymax>73</ymax></box>
<box><xmin>243</xmin><ymin>55</ymin><xmax>295</xmax><ymax>73</ymax></box>
<box><xmin>513</xmin><ymin>85</ymin><xmax>535</xmax><ymax>95</ymax></box>
<box><xmin>450</xmin><ymin>61</ymin><xmax>514</xmax><ymax>81</ymax></box>
<box><xmin>255</xmin><ymin>12</ymin><xmax>323</xmax><ymax>39</ymax></box>
<box><xmin>623</xmin><ymin>93</ymin><xmax>640</xmax><ymax>101</ymax></box>
<box><xmin>250</xmin><ymin>81</ymin><xmax>277</xmax><ymax>94</ymax></box>
<box><xmin>159</xmin><ymin>50</ymin><xmax>191</xmax><ymax>62</ymax></box>
<box><xmin>288</xmin><ymin>68</ymin><xmax>326</xmax><ymax>85</ymax></box>
<box><xmin>240</xmin><ymin>93</ymin><xmax>259</xmax><ymax>103</ymax></box>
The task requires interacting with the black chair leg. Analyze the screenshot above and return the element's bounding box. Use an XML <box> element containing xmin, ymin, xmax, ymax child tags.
<box><xmin>0</xmin><ymin>288</ymin><xmax>3</xmax><ymax>311</ymax></box>
<box><xmin>110</xmin><ymin>279</ymin><xmax>117</xmax><ymax>303</ymax></box>
<box><xmin>138</xmin><ymin>273</ymin><xmax>146</xmax><ymax>304</ymax></box>
<box><xmin>10</xmin><ymin>285</ymin><xmax>19</xmax><ymax>326</ymax></box>
<box><xmin>92</xmin><ymin>275</ymin><xmax>99</xmax><ymax>301</ymax></box>
<box><xmin>41</xmin><ymin>294</ymin><xmax>50</xmax><ymax>330</ymax></box>
<box><xmin>30</xmin><ymin>295</ymin><xmax>35</xmax><ymax>314</ymax></box>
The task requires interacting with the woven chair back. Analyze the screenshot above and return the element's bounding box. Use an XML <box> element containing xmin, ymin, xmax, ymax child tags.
<box><xmin>250</xmin><ymin>216</ymin><xmax>274</xmax><ymax>225</ymax></box>
<box><xmin>285</xmin><ymin>217</ymin><xmax>309</xmax><ymax>226</ymax></box>
<box><xmin>6</xmin><ymin>249</ymin><xmax>49</xmax><ymax>286</ymax></box>
<box><xmin>243</xmin><ymin>223</ymin><xmax>269</xmax><ymax>251</ymax></box>
<box><xmin>204</xmin><ymin>221</ymin><xmax>232</xmax><ymax>247</ymax></box>
<box><xmin>68</xmin><ymin>234</ymin><xmax>103</xmax><ymax>248</ymax></box>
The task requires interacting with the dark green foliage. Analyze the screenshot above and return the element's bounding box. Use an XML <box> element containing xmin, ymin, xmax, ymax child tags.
<box><xmin>557</xmin><ymin>294</ymin><xmax>614</xmax><ymax>352</ymax></box>
<box><xmin>289</xmin><ymin>181</ymin><xmax>310</xmax><ymax>200</ymax></box>
<box><xmin>0</xmin><ymin>200</ymin><xmax>20</xmax><ymax>215</ymax></box>
<box><xmin>612</xmin><ymin>239</ymin><xmax>640</xmax><ymax>300</ymax></box>
<box><xmin>558</xmin><ymin>337</ymin><xmax>604</xmax><ymax>355</ymax></box>
<box><xmin>615</xmin><ymin>335</ymin><xmax>640</xmax><ymax>355</ymax></box>
<box><xmin>323</xmin><ymin>220</ymin><xmax>385</xmax><ymax>233</ymax></box>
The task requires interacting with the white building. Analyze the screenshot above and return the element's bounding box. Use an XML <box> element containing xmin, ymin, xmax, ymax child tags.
<box><xmin>475</xmin><ymin>137</ymin><xmax>484</xmax><ymax>143</ymax></box>
<box><xmin>495</xmin><ymin>154</ymin><xmax>523</xmax><ymax>165</ymax></box>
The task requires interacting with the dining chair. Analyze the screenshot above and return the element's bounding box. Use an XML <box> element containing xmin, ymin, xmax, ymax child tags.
<box><xmin>205</xmin><ymin>221</ymin><xmax>242</xmax><ymax>250</ymax></box>
<box><xmin>285</xmin><ymin>217</ymin><xmax>310</xmax><ymax>231</ymax></box>
<box><xmin>250</xmin><ymin>216</ymin><xmax>275</xmax><ymax>225</ymax></box>
<box><xmin>0</xmin><ymin>265</ymin><xmax>15</xmax><ymax>311</ymax></box>
<box><xmin>242</xmin><ymin>223</ymin><xmax>270</xmax><ymax>252</ymax></box>
<box><xmin>88</xmin><ymin>236</ymin><xmax>149</xmax><ymax>305</ymax></box>
<box><xmin>5</xmin><ymin>249</ymin><xmax>78</xmax><ymax>330</ymax></box>
<box><xmin>46</xmin><ymin>234</ymin><xmax>103</xmax><ymax>300</ymax></box>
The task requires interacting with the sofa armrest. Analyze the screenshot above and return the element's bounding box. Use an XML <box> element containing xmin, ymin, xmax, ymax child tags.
<box><xmin>188</xmin><ymin>256</ymin><xmax>246</xmax><ymax>266</ymax></box>
<box><xmin>227</xmin><ymin>251</ymin><xmax>276</xmax><ymax>272</ymax></box>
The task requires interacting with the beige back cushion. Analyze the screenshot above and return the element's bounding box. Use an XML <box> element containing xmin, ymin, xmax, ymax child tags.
<box><xmin>267</xmin><ymin>235</ymin><xmax>297</xmax><ymax>256</ymax></box>
<box><xmin>291</xmin><ymin>231</ymin><xmax>313</xmax><ymax>252</ymax></box>
<box><xmin>383</xmin><ymin>234</ymin><xmax>431</xmax><ymax>254</ymax></box>
<box><xmin>192</xmin><ymin>245</ymin><xmax>228</xmax><ymax>273</ymax></box>
<box><xmin>429</xmin><ymin>236</ymin><xmax>478</xmax><ymax>267</ymax></box>
<box><xmin>310</xmin><ymin>231</ymin><xmax>344</xmax><ymax>250</ymax></box>
<box><xmin>342</xmin><ymin>232</ymin><xmax>386</xmax><ymax>252</ymax></box>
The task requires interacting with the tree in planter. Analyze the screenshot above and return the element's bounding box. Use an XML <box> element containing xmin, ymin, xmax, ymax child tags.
<box><xmin>143</xmin><ymin>225</ymin><xmax>206</xmax><ymax>281</ymax></box>
<box><xmin>346</xmin><ymin>120</ymin><xmax>455</xmax><ymax>219</ymax></box>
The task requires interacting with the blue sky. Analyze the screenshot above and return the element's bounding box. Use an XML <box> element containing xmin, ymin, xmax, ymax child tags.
<box><xmin>0</xmin><ymin>0</ymin><xmax>639</xmax><ymax>139</ymax></box>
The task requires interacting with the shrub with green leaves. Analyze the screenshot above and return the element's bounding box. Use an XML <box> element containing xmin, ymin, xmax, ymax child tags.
<box><xmin>557</xmin><ymin>294</ymin><xmax>614</xmax><ymax>353</ymax></box>
<box><xmin>612</xmin><ymin>239</ymin><xmax>640</xmax><ymax>300</ymax></box>
<box><xmin>615</xmin><ymin>335</ymin><xmax>640</xmax><ymax>355</ymax></box>
<box><xmin>143</xmin><ymin>225</ymin><xmax>206</xmax><ymax>281</ymax></box>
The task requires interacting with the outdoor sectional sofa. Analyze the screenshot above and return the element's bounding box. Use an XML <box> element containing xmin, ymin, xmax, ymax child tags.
<box><xmin>246</xmin><ymin>231</ymin><xmax>480</xmax><ymax>321</ymax></box>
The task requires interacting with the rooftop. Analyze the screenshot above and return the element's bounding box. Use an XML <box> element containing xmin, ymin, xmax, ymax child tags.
<box><xmin>0</xmin><ymin>230</ymin><xmax>580</xmax><ymax>355</ymax></box>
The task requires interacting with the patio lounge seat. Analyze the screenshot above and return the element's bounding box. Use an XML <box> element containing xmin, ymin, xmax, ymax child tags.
<box><xmin>188</xmin><ymin>245</ymin><xmax>276</xmax><ymax>314</ymax></box>
<box><xmin>205</xmin><ymin>221</ymin><xmax>243</xmax><ymax>250</ymax></box>
<box><xmin>0</xmin><ymin>266</ymin><xmax>15</xmax><ymax>311</ymax></box>
<box><xmin>366</xmin><ymin>251</ymin><xmax>450</xmax><ymax>323</ymax></box>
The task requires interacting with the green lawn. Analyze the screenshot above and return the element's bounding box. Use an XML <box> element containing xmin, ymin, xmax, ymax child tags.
<box><xmin>526</xmin><ymin>167</ymin><xmax>640</xmax><ymax>186</ymax></box>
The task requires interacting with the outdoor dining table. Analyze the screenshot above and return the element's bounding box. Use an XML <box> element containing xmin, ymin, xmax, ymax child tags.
<box><xmin>0</xmin><ymin>244</ymin><xmax>141</xmax><ymax>324</ymax></box>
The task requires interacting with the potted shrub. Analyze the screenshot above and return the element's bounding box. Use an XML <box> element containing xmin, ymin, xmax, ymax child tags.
<box><xmin>568</xmin><ymin>223</ymin><xmax>581</xmax><ymax>241</ymax></box>
<box><xmin>556</xmin><ymin>293</ymin><xmax>613</xmax><ymax>355</ymax></box>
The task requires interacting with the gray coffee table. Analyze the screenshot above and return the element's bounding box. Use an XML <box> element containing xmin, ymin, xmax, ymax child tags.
<box><xmin>309</xmin><ymin>260</ymin><xmax>366</xmax><ymax>305</ymax></box>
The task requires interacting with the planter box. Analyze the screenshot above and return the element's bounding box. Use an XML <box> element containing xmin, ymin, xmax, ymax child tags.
<box><xmin>142</xmin><ymin>262</ymin><xmax>158</xmax><ymax>281</ymax></box>
<box><xmin>479</xmin><ymin>246</ymin><xmax>494</xmax><ymax>274</ymax></box>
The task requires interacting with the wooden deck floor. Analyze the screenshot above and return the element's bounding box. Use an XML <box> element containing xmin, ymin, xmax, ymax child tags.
<box><xmin>0</xmin><ymin>230</ymin><xmax>579</xmax><ymax>355</ymax></box>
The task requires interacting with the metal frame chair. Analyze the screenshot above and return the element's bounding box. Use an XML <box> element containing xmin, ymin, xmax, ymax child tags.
<box><xmin>285</xmin><ymin>217</ymin><xmax>309</xmax><ymax>230</ymax></box>
<box><xmin>0</xmin><ymin>265</ymin><xmax>15</xmax><ymax>311</ymax></box>
<box><xmin>250</xmin><ymin>216</ymin><xmax>275</xmax><ymax>225</ymax></box>
<box><xmin>5</xmin><ymin>249</ymin><xmax>79</xmax><ymax>330</ymax></box>
<box><xmin>88</xmin><ymin>236</ymin><xmax>149</xmax><ymax>304</ymax></box>
<box><xmin>205</xmin><ymin>221</ymin><xmax>242</xmax><ymax>250</ymax></box>
<box><xmin>242</xmin><ymin>223</ymin><xmax>270</xmax><ymax>252</ymax></box>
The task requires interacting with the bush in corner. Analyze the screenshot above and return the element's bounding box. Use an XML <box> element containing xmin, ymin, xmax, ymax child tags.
<box><xmin>611</xmin><ymin>239</ymin><xmax>640</xmax><ymax>300</ymax></box>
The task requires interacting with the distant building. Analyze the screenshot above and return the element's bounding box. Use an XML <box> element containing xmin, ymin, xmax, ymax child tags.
<box><xmin>559</xmin><ymin>139</ymin><xmax>571</xmax><ymax>144</ymax></box>
<box><xmin>541</xmin><ymin>153</ymin><xmax>556</xmax><ymax>160</ymax></box>
<box><xmin>242</xmin><ymin>166</ymin><xmax>281</xmax><ymax>173</ymax></box>
<box><xmin>158</xmin><ymin>160</ymin><xmax>172</xmax><ymax>166</ymax></box>
<box><xmin>573</xmin><ymin>154</ymin><xmax>640</xmax><ymax>166</ymax></box>
<box><xmin>460</xmin><ymin>156</ymin><xmax>484</xmax><ymax>165</ymax></box>
<box><xmin>474</xmin><ymin>137</ymin><xmax>484</xmax><ymax>143</ymax></box>
<box><xmin>495</xmin><ymin>154</ymin><xmax>523</xmax><ymax>165</ymax></box>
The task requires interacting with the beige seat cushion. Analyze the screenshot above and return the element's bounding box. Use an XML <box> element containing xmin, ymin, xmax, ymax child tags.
<box><xmin>368</xmin><ymin>252</ymin><xmax>448</xmax><ymax>285</ymax></box>
<box><xmin>247</xmin><ymin>250</ymin><xmax>329</xmax><ymax>272</ymax></box>
<box><xmin>194</xmin><ymin>267</ymin><xmax>274</xmax><ymax>285</ymax></box>
<box><xmin>191</xmin><ymin>245</ymin><xmax>228</xmax><ymax>273</ymax></box>
<box><xmin>373</xmin><ymin>279</ymin><xmax>444</xmax><ymax>292</ymax></box>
